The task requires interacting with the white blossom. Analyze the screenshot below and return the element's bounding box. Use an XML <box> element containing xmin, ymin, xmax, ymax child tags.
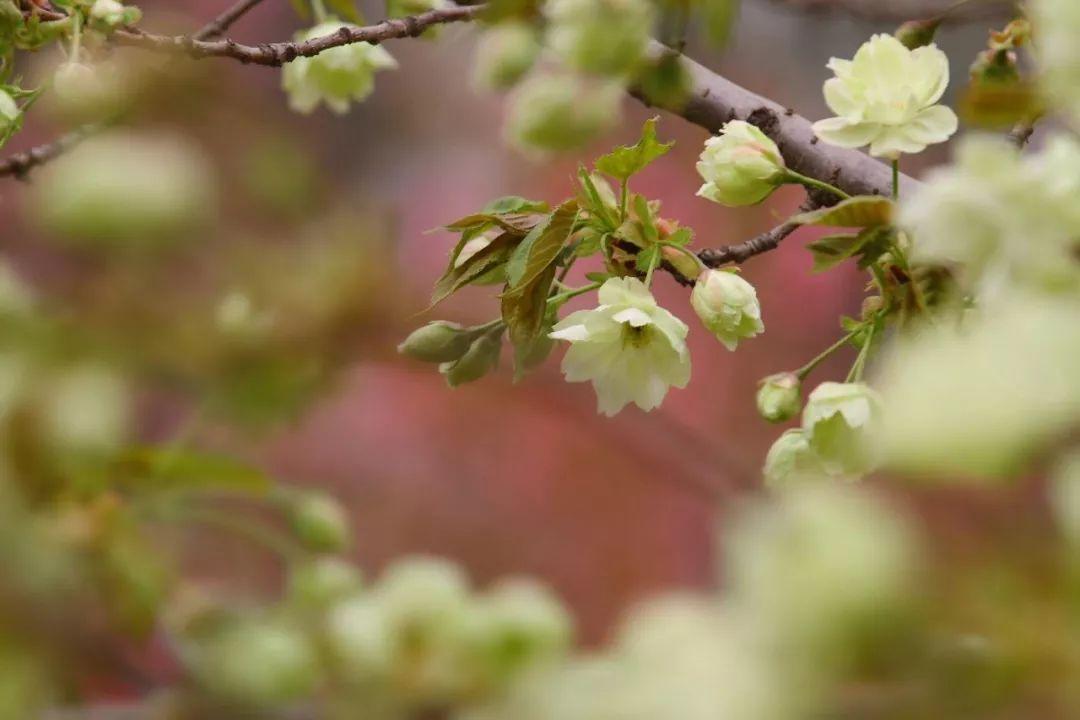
<box><xmin>550</xmin><ymin>277</ymin><xmax>690</xmax><ymax>416</ymax></box>
<box><xmin>812</xmin><ymin>34</ymin><xmax>957</xmax><ymax>158</ymax></box>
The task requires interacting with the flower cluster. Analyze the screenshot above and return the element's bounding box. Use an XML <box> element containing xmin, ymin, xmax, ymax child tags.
<box><xmin>282</xmin><ymin>20</ymin><xmax>398</xmax><ymax>115</ymax></box>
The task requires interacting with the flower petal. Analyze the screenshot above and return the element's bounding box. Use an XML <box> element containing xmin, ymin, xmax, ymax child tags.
<box><xmin>812</xmin><ymin>117</ymin><xmax>882</xmax><ymax>149</ymax></box>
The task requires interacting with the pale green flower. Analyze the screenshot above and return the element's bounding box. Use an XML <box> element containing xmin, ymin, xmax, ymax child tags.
<box><xmin>802</xmin><ymin>382</ymin><xmax>882</xmax><ymax>475</ymax></box>
<box><xmin>550</xmin><ymin>277</ymin><xmax>690</xmax><ymax>416</ymax></box>
<box><xmin>1032</xmin><ymin>0</ymin><xmax>1080</xmax><ymax>124</ymax></box>
<box><xmin>89</xmin><ymin>0</ymin><xmax>135</xmax><ymax>28</ymax></box>
<box><xmin>901</xmin><ymin>134</ymin><xmax>1080</xmax><ymax>297</ymax></box>
<box><xmin>762</xmin><ymin>429</ymin><xmax>832</xmax><ymax>488</ymax></box>
<box><xmin>756</xmin><ymin>372</ymin><xmax>801</xmax><ymax>423</ymax></box>
<box><xmin>472</xmin><ymin>22</ymin><xmax>540</xmax><ymax>91</ymax></box>
<box><xmin>726</xmin><ymin>484</ymin><xmax>918</xmax><ymax>656</ymax></box>
<box><xmin>282</xmin><ymin>21</ymin><xmax>398</xmax><ymax>115</ymax></box>
<box><xmin>544</xmin><ymin>0</ymin><xmax>654</xmax><ymax>76</ymax></box>
<box><xmin>812</xmin><ymin>33</ymin><xmax>957</xmax><ymax>158</ymax></box>
<box><xmin>690</xmin><ymin>270</ymin><xmax>763</xmax><ymax>351</ymax></box>
<box><xmin>472</xmin><ymin>578</ymin><xmax>573</xmax><ymax>675</ymax></box>
<box><xmin>505</xmin><ymin>73</ymin><xmax>622</xmax><ymax>152</ymax></box>
<box><xmin>696</xmin><ymin>121</ymin><xmax>787</xmax><ymax>206</ymax></box>
<box><xmin>32</xmin><ymin>131</ymin><xmax>216</xmax><ymax>247</ymax></box>
<box><xmin>879</xmin><ymin>294</ymin><xmax>1080</xmax><ymax>479</ymax></box>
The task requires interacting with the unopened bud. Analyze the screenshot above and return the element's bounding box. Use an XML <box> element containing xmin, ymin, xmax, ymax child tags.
<box><xmin>756</xmin><ymin>372</ymin><xmax>801</xmax><ymax>424</ymax></box>
<box><xmin>289</xmin><ymin>557</ymin><xmax>363</xmax><ymax>609</ymax></box>
<box><xmin>440</xmin><ymin>329</ymin><xmax>502</xmax><ymax>387</ymax></box>
<box><xmin>861</xmin><ymin>295</ymin><xmax>884</xmax><ymax>319</ymax></box>
<box><xmin>398</xmin><ymin>321</ymin><xmax>472</xmax><ymax>363</ymax></box>
<box><xmin>895</xmin><ymin>18</ymin><xmax>940</xmax><ymax>50</ymax></box>
<box><xmin>290</xmin><ymin>492</ymin><xmax>350</xmax><ymax>553</ymax></box>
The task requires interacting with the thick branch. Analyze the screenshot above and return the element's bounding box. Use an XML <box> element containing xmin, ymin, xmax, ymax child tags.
<box><xmin>193</xmin><ymin>0</ymin><xmax>269</xmax><ymax>40</ymax></box>
<box><xmin>111</xmin><ymin>5</ymin><xmax>484</xmax><ymax>65</ymax></box>
<box><xmin>634</xmin><ymin>44</ymin><xmax>921</xmax><ymax>199</ymax></box>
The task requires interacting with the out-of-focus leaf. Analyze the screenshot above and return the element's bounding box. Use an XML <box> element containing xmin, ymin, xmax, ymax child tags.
<box><xmin>115</xmin><ymin>446</ymin><xmax>272</xmax><ymax>495</ymax></box>
<box><xmin>506</xmin><ymin>201</ymin><xmax>579</xmax><ymax>289</ymax></box>
<box><xmin>703</xmin><ymin>0</ymin><xmax>739</xmax><ymax>47</ymax></box>
<box><xmin>636</xmin><ymin>52</ymin><xmax>692</xmax><ymax>110</ymax></box>
<box><xmin>793</xmin><ymin>196</ymin><xmax>894</xmax><ymax>228</ymax></box>
<box><xmin>327</xmin><ymin>0</ymin><xmax>363</xmax><ymax>23</ymax></box>
<box><xmin>960</xmin><ymin>81</ymin><xmax>1041</xmax><ymax>130</ymax></box>
<box><xmin>595</xmin><ymin>117</ymin><xmax>674</xmax><ymax>182</ymax></box>
<box><xmin>483</xmin><ymin>196</ymin><xmax>550</xmax><ymax>214</ymax></box>
<box><xmin>289</xmin><ymin>0</ymin><xmax>311</xmax><ymax>21</ymax></box>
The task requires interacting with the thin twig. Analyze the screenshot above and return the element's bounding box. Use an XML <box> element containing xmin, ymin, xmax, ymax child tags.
<box><xmin>112</xmin><ymin>5</ymin><xmax>484</xmax><ymax>66</ymax></box>
<box><xmin>0</xmin><ymin>125</ymin><xmax>96</xmax><ymax>179</ymax></box>
<box><xmin>697</xmin><ymin>199</ymin><xmax>820</xmax><ymax>268</ymax></box>
<box><xmin>193</xmin><ymin>0</ymin><xmax>270</xmax><ymax>40</ymax></box>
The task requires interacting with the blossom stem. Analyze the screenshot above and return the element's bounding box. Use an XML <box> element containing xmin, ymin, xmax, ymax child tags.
<box><xmin>661</xmin><ymin>242</ymin><xmax>708</xmax><ymax>274</ymax></box>
<box><xmin>845</xmin><ymin>320</ymin><xmax>877</xmax><ymax>383</ymax></box>
<box><xmin>783</xmin><ymin>170</ymin><xmax>850</xmax><ymax>201</ymax></box>
<box><xmin>643</xmin><ymin>246</ymin><xmax>662</xmax><ymax>288</ymax></box>
<box><xmin>795</xmin><ymin>329</ymin><xmax>859</xmax><ymax>381</ymax></box>
<box><xmin>547</xmin><ymin>281</ymin><xmax>602</xmax><ymax>306</ymax></box>
<box><xmin>69</xmin><ymin>10</ymin><xmax>82</xmax><ymax>62</ymax></box>
<box><xmin>619</xmin><ymin>179</ymin><xmax>629</xmax><ymax>223</ymax></box>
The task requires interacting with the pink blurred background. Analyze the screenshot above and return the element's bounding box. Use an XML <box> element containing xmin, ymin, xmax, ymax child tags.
<box><xmin>1</xmin><ymin>0</ymin><xmax>998</xmax><ymax>648</ymax></box>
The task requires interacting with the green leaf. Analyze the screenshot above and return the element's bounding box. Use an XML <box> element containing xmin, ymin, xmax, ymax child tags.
<box><xmin>114</xmin><ymin>447</ymin><xmax>272</xmax><ymax>496</ymax></box>
<box><xmin>594</xmin><ymin>117</ymin><xmax>674</xmax><ymax>182</ymax></box>
<box><xmin>793</xmin><ymin>196</ymin><xmax>895</xmax><ymax>228</ymax></box>
<box><xmin>632</xmin><ymin>194</ymin><xmax>658</xmax><ymax>243</ymax></box>
<box><xmin>431</xmin><ymin>232</ymin><xmax>517</xmax><ymax>306</ymax></box>
<box><xmin>512</xmin><ymin>307</ymin><xmax>557</xmax><ymax>382</ymax></box>
<box><xmin>573</xmin><ymin>229</ymin><xmax>606</xmax><ymax>258</ymax></box>
<box><xmin>704</xmin><ymin>0</ymin><xmax>740</xmax><ymax>46</ymax></box>
<box><xmin>806</xmin><ymin>233</ymin><xmax>863</xmax><ymax>273</ymax></box>
<box><xmin>502</xmin><ymin>263</ymin><xmax>558</xmax><ymax>366</ymax></box>
<box><xmin>326</xmin><ymin>0</ymin><xmax>363</xmax><ymax>23</ymax></box>
<box><xmin>585</xmin><ymin>271</ymin><xmax>613</xmax><ymax>283</ymax></box>
<box><xmin>483</xmin><ymin>196</ymin><xmax>550</xmax><ymax>214</ymax></box>
<box><xmin>443</xmin><ymin>212</ymin><xmax>542</xmax><ymax>234</ymax></box>
<box><xmin>855</xmin><ymin>226</ymin><xmax>895</xmax><ymax>269</ymax></box>
<box><xmin>506</xmin><ymin>200</ymin><xmax>579</xmax><ymax>289</ymax></box>
<box><xmin>665</xmin><ymin>227</ymin><xmax>693</xmax><ymax>247</ymax></box>
<box><xmin>577</xmin><ymin>167</ymin><xmax>618</xmax><ymax>230</ymax></box>
<box><xmin>635</xmin><ymin>245</ymin><xmax>661</xmax><ymax>273</ymax></box>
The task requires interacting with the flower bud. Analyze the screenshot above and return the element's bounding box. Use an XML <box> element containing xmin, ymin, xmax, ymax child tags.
<box><xmin>762</xmin><ymin>429</ymin><xmax>830</xmax><ymax>487</ymax></box>
<box><xmin>289</xmin><ymin>492</ymin><xmax>351</xmax><ymax>553</ymax></box>
<box><xmin>398</xmin><ymin>321</ymin><xmax>473</xmax><ymax>363</ymax></box>
<box><xmin>894</xmin><ymin>18</ymin><xmax>940</xmax><ymax>50</ymax></box>
<box><xmin>505</xmin><ymin>73</ymin><xmax>622</xmax><ymax>152</ymax></box>
<box><xmin>802</xmin><ymin>381</ymin><xmax>882</xmax><ymax>475</ymax></box>
<box><xmin>0</xmin><ymin>89</ymin><xmax>19</xmax><ymax>132</ymax></box>
<box><xmin>756</xmin><ymin>372</ymin><xmax>801</xmax><ymax>424</ymax></box>
<box><xmin>50</xmin><ymin>61</ymin><xmax>130</xmax><ymax>124</ymax></box>
<box><xmin>288</xmin><ymin>557</ymin><xmax>363</xmax><ymax>609</ymax></box>
<box><xmin>545</xmin><ymin>0</ymin><xmax>654</xmax><ymax>76</ymax></box>
<box><xmin>695</xmin><ymin>120</ymin><xmax>787</xmax><ymax>207</ymax></box>
<box><xmin>478</xmin><ymin>578</ymin><xmax>573</xmax><ymax>667</ymax></box>
<box><xmin>690</xmin><ymin>270</ymin><xmax>764</xmax><ymax>351</ymax></box>
<box><xmin>90</xmin><ymin>0</ymin><xmax>139</xmax><ymax>28</ymax></box>
<box><xmin>472</xmin><ymin>22</ymin><xmax>540</xmax><ymax>91</ymax></box>
<box><xmin>439</xmin><ymin>329</ymin><xmax>502</xmax><ymax>387</ymax></box>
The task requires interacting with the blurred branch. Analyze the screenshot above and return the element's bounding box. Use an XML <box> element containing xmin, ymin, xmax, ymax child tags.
<box><xmin>111</xmin><ymin>5</ymin><xmax>484</xmax><ymax>65</ymax></box>
<box><xmin>765</xmin><ymin>0</ymin><xmax>1015</xmax><ymax>23</ymax></box>
<box><xmin>193</xmin><ymin>0</ymin><xmax>270</xmax><ymax>40</ymax></box>
<box><xmin>0</xmin><ymin>124</ymin><xmax>95</xmax><ymax>179</ymax></box>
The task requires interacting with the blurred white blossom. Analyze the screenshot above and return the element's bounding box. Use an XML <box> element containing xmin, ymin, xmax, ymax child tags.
<box><xmin>545</xmin><ymin>0</ymin><xmax>654</xmax><ymax>76</ymax></box>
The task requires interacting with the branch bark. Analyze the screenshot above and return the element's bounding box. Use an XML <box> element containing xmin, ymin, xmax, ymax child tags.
<box><xmin>112</xmin><ymin>5</ymin><xmax>484</xmax><ymax>65</ymax></box>
<box><xmin>0</xmin><ymin>125</ymin><xmax>95</xmax><ymax>178</ymax></box>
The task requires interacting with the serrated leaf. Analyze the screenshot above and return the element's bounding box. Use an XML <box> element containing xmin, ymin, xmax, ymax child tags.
<box><xmin>431</xmin><ymin>232</ymin><xmax>517</xmax><ymax>306</ymax></box>
<box><xmin>114</xmin><ymin>447</ymin><xmax>271</xmax><ymax>495</ymax></box>
<box><xmin>595</xmin><ymin>117</ymin><xmax>674</xmax><ymax>182</ymax></box>
<box><xmin>806</xmin><ymin>233</ymin><xmax>863</xmax><ymax>273</ymax></box>
<box><xmin>502</xmin><ymin>263</ymin><xmax>558</xmax><ymax>366</ymax></box>
<box><xmin>635</xmin><ymin>245</ymin><xmax>661</xmax><ymax>273</ymax></box>
<box><xmin>665</xmin><ymin>227</ymin><xmax>693</xmax><ymax>246</ymax></box>
<box><xmin>506</xmin><ymin>201</ymin><xmax>579</xmax><ymax>289</ymax></box>
<box><xmin>327</xmin><ymin>0</ymin><xmax>363</xmax><ymax>23</ymax></box>
<box><xmin>483</xmin><ymin>196</ymin><xmax>550</xmax><ymax>214</ymax></box>
<box><xmin>793</xmin><ymin>196</ymin><xmax>895</xmax><ymax>228</ymax></box>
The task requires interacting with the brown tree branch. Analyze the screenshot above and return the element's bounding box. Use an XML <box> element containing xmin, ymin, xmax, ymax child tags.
<box><xmin>193</xmin><ymin>0</ymin><xmax>270</xmax><ymax>40</ymax></box>
<box><xmin>111</xmin><ymin>5</ymin><xmax>484</xmax><ymax>65</ymax></box>
<box><xmin>0</xmin><ymin>125</ymin><xmax>96</xmax><ymax>178</ymax></box>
